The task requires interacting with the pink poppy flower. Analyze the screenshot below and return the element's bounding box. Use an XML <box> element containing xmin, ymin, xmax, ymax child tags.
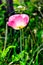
<box><xmin>7</xmin><ymin>14</ymin><xmax>29</xmax><ymax>30</ymax></box>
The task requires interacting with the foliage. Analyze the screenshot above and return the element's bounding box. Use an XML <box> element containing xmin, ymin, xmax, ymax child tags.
<box><xmin>0</xmin><ymin>0</ymin><xmax>43</xmax><ymax>65</ymax></box>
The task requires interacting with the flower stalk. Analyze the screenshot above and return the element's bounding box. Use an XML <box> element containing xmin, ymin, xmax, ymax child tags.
<box><xmin>4</xmin><ymin>24</ymin><xmax>8</xmax><ymax>50</ymax></box>
<box><xmin>20</xmin><ymin>29</ymin><xmax>22</xmax><ymax>53</ymax></box>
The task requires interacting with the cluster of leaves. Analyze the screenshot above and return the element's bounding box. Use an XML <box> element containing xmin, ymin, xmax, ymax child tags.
<box><xmin>0</xmin><ymin>0</ymin><xmax>43</xmax><ymax>65</ymax></box>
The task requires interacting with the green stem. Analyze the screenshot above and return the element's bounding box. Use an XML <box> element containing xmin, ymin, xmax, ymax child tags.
<box><xmin>25</xmin><ymin>38</ymin><xmax>28</xmax><ymax>51</ymax></box>
<box><xmin>4</xmin><ymin>23</ymin><xmax>8</xmax><ymax>50</ymax></box>
<box><xmin>35</xmin><ymin>54</ymin><xmax>38</xmax><ymax>65</ymax></box>
<box><xmin>20</xmin><ymin>29</ymin><xmax>22</xmax><ymax>53</ymax></box>
<box><xmin>31</xmin><ymin>39</ymin><xmax>33</xmax><ymax>54</ymax></box>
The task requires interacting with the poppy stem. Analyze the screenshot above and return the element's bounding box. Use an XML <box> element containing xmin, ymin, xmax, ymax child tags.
<box><xmin>4</xmin><ymin>24</ymin><xmax>8</xmax><ymax>50</ymax></box>
<box><xmin>20</xmin><ymin>29</ymin><xmax>22</xmax><ymax>53</ymax></box>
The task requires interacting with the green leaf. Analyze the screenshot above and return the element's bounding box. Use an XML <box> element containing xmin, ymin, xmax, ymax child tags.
<box><xmin>12</xmin><ymin>50</ymin><xmax>25</xmax><ymax>62</ymax></box>
<box><xmin>1</xmin><ymin>46</ymin><xmax>16</xmax><ymax>58</ymax></box>
<box><xmin>30</xmin><ymin>18</ymin><xmax>35</xmax><ymax>23</ymax></box>
<box><xmin>35</xmin><ymin>54</ymin><xmax>38</xmax><ymax>65</ymax></box>
<box><xmin>20</xmin><ymin>61</ymin><xmax>26</xmax><ymax>65</ymax></box>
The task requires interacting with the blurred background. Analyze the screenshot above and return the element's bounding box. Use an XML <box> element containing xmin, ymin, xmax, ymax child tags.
<box><xmin>0</xmin><ymin>0</ymin><xmax>43</xmax><ymax>65</ymax></box>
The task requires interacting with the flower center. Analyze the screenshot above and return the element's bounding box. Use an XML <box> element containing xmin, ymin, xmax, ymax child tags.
<box><xmin>17</xmin><ymin>26</ymin><xmax>24</xmax><ymax>29</ymax></box>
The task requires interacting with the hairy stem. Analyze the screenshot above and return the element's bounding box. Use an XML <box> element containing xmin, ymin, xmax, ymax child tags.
<box><xmin>4</xmin><ymin>24</ymin><xmax>8</xmax><ymax>50</ymax></box>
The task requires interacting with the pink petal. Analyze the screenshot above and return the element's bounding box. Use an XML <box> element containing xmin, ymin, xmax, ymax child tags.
<box><xmin>7</xmin><ymin>14</ymin><xmax>29</xmax><ymax>30</ymax></box>
<box><xmin>20</xmin><ymin>14</ymin><xmax>29</xmax><ymax>24</ymax></box>
<box><xmin>9</xmin><ymin>14</ymin><xmax>19</xmax><ymax>22</ymax></box>
<box><xmin>20</xmin><ymin>14</ymin><xmax>28</xmax><ymax>18</ymax></box>
<box><xmin>7</xmin><ymin>21</ymin><xmax>16</xmax><ymax>29</ymax></box>
<box><xmin>14</xmin><ymin>15</ymin><xmax>23</xmax><ymax>22</ymax></box>
<box><xmin>8</xmin><ymin>15</ymin><xmax>15</xmax><ymax>22</ymax></box>
<box><xmin>23</xmin><ymin>16</ymin><xmax>29</xmax><ymax>24</ymax></box>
